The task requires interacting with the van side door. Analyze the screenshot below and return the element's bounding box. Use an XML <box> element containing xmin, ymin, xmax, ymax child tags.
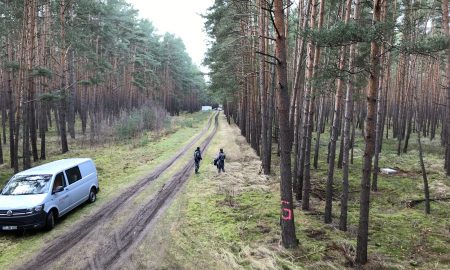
<box><xmin>65</xmin><ymin>166</ymin><xmax>85</xmax><ymax>208</ymax></box>
<box><xmin>51</xmin><ymin>172</ymin><xmax>71</xmax><ymax>215</ymax></box>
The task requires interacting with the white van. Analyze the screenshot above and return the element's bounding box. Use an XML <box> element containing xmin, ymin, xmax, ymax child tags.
<box><xmin>0</xmin><ymin>158</ymin><xmax>99</xmax><ymax>231</ymax></box>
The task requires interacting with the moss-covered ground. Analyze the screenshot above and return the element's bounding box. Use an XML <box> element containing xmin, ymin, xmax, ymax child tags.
<box><xmin>151</xmin><ymin>113</ymin><xmax>449</xmax><ymax>270</ymax></box>
<box><xmin>0</xmin><ymin>111</ymin><xmax>448</xmax><ymax>269</ymax></box>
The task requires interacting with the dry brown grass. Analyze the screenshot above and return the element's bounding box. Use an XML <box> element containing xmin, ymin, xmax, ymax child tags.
<box><xmin>210</xmin><ymin>119</ymin><xmax>271</xmax><ymax>199</ymax></box>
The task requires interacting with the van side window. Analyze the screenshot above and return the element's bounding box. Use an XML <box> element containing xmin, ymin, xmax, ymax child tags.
<box><xmin>65</xmin><ymin>166</ymin><xmax>82</xmax><ymax>185</ymax></box>
<box><xmin>53</xmin><ymin>172</ymin><xmax>66</xmax><ymax>192</ymax></box>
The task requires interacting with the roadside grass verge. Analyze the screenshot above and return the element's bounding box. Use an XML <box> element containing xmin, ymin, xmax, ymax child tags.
<box><xmin>0</xmin><ymin>111</ymin><xmax>212</xmax><ymax>269</ymax></box>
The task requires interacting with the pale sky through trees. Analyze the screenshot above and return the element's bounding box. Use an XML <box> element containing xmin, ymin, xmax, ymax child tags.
<box><xmin>128</xmin><ymin>0</ymin><xmax>213</xmax><ymax>73</ymax></box>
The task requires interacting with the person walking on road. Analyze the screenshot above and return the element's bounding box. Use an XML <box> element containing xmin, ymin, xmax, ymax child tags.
<box><xmin>215</xmin><ymin>148</ymin><xmax>226</xmax><ymax>173</ymax></box>
<box><xmin>194</xmin><ymin>147</ymin><xmax>202</xmax><ymax>174</ymax></box>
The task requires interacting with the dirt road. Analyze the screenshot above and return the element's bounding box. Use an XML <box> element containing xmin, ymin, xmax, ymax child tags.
<box><xmin>17</xmin><ymin>113</ymin><xmax>219</xmax><ymax>270</ymax></box>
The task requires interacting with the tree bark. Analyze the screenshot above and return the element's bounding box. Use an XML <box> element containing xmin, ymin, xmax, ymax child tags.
<box><xmin>415</xmin><ymin>60</ymin><xmax>430</xmax><ymax>214</ymax></box>
<box><xmin>300</xmin><ymin>0</ymin><xmax>316</xmax><ymax>209</ymax></box>
<box><xmin>371</xmin><ymin>0</ymin><xmax>390</xmax><ymax>192</ymax></box>
<box><xmin>313</xmin><ymin>96</ymin><xmax>324</xmax><ymax>169</ymax></box>
<box><xmin>6</xmin><ymin>33</ymin><xmax>17</xmax><ymax>172</ymax></box>
<box><xmin>268</xmin><ymin>64</ymin><xmax>276</xmax><ymax>175</ymax></box>
<box><xmin>68</xmin><ymin>47</ymin><xmax>76</xmax><ymax>139</ymax></box>
<box><xmin>372</xmin><ymin>0</ymin><xmax>394</xmax><ymax>188</ymax></box>
<box><xmin>29</xmin><ymin>0</ymin><xmax>38</xmax><ymax>162</ymax></box>
<box><xmin>325</xmin><ymin>0</ymin><xmax>351</xmax><ymax>224</ymax></box>
<box><xmin>356</xmin><ymin>0</ymin><xmax>382</xmax><ymax>265</ymax></box>
<box><xmin>292</xmin><ymin>0</ymin><xmax>310</xmax><ymax>195</ymax></box>
<box><xmin>303</xmin><ymin>0</ymin><xmax>324</xmax><ymax>211</ymax></box>
<box><xmin>441</xmin><ymin>0</ymin><xmax>450</xmax><ymax>176</ymax></box>
<box><xmin>274</xmin><ymin>0</ymin><xmax>297</xmax><ymax>248</ymax></box>
<box><xmin>1</xmin><ymin>92</ymin><xmax>7</xmax><ymax>145</ymax></box>
<box><xmin>59</xmin><ymin>0</ymin><xmax>69</xmax><ymax>153</ymax></box>
<box><xmin>259</xmin><ymin>0</ymin><xmax>270</xmax><ymax>174</ymax></box>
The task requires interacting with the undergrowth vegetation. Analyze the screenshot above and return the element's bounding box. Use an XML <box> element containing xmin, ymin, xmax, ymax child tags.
<box><xmin>114</xmin><ymin>102</ymin><xmax>169</xmax><ymax>140</ymax></box>
<box><xmin>160</xmin><ymin>114</ymin><xmax>450</xmax><ymax>270</ymax></box>
<box><xmin>0</xmin><ymin>111</ymin><xmax>448</xmax><ymax>269</ymax></box>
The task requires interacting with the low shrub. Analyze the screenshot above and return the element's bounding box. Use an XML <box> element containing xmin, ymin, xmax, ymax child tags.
<box><xmin>114</xmin><ymin>102</ymin><xmax>168</xmax><ymax>140</ymax></box>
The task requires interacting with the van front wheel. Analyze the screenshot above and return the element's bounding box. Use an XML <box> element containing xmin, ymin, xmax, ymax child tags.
<box><xmin>45</xmin><ymin>211</ymin><xmax>55</xmax><ymax>231</ymax></box>
<box><xmin>88</xmin><ymin>188</ymin><xmax>97</xmax><ymax>203</ymax></box>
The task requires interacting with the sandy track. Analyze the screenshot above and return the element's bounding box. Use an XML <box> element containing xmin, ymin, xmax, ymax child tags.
<box><xmin>17</xmin><ymin>113</ymin><xmax>218</xmax><ymax>270</ymax></box>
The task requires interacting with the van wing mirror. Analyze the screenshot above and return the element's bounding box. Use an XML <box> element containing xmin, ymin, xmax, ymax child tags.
<box><xmin>53</xmin><ymin>186</ymin><xmax>64</xmax><ymax>194</ymax></box>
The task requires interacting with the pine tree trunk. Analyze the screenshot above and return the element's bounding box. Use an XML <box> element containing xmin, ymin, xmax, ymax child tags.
<box><xmin>313</xmin><ymin>96</ymin><xmax>324</xmax><ymax>169</ymax></box>
<box><xmin>15</xmin><ymin>0</ymin><xmax>34</xmax><ymax>173</ymax></box>
<box><xmin>0</xmin><ymin>129</ymin><xmax>2</xmax><ymax>164</ymax></box>
<box><xmin>2</xmin><ymin>96</ymin><xmax>6</xmax><ymax>145</ymax></box>
<box><xmin>403</xmin><ymin>99</ymin><xmax>413</xmax><ymax>153</ymax></box>
<box><xmin>23</xmin><ymin>0</ymin><xmax>38</xmax><ymax>169</ymax></box>
<box><xmin>0</xmin><ymin>90</ymin><xmax>3</xmax><ymax>163</ymax></box>
<box><xmin>267</xmin><ymin>64</ymin><xmax>276</xmax><ymax>174</ymax></box>
<box><xmin>30</xmin><ymin>4</ymin><xmax>38</xmax><ymax>162</ymax></box>
<box><xmin>68</xmin><ymin>47</ymin><xmax>76</xmax><ymax>139</ymax></box>
<box><xmin>356</xmin><ymin>0</ymin><xmax>382</xmax><ymax>264</ymax></box>
<box><xmin>30</xmin><ymin>94</ymin><xmax>38</xmax><ymax>161</ymax></box>
<box><xmin>81</xmin><ymin>84</ymin><xmax>88</xmax><ymax>134</ymax></box>
<box><xmin>372</xmin><ymin>74</ymin><xmax>384</xmax><ymax>192</ymax></box>
<box><xmin>40</xmin><ymin>103</ymin><xmax>47</xmax><ymax>160</ymax></box>
<box><xmin>274</xmin><ymin>0</ymin><xmax>297</xmax><ymax>248</ymax></box>
<box><xmin>415</xmin><ymin>61</ymin><xmax>431</xmax><ymax>214</ymax></box>
<box><xmin>59</xmin><ymin>0</ymin><xmax>69</xmax><ymax>153</ymax></box>
<box><xmin>7</xmin><ymin>34</ymin><xmax>17</xmax><ymax>171</ymax></box>
<box><xmin>259</xmin><ymin>0</ymin><xmax>270</xmax><ymax>174</ymax></box>
<box><xmin>22</xmin><ymin>104</ymin><xmax>31</xmax><ymax>170</ymax></box>
<box><xmin>350</xmin><ymin>110</ymin><xmax>356</xmax><ymax>164</ymax></box>
<box><xmin>371</xmin><ymin>1</ymin><xmax>389</xmax><ymax>191</ymax></box>
<box><xmin>294</xmin><ymin>71</ymin><xmax>306</xmax><ymax>199</ymax></box>
<box><xmin>441</xmin><ymin>0</ymin><xmax>450</xmax><ymax>176</ymax></box>
<box><xmin>89</xmin><ymin>110</ymin><xmax>95</xmax><ymax>144</ymax></box>
<box><xmin>293</xmin><ymin>0</ymin><xmax>311</xmax><ymax>200</ymax></box>
<box><xmin>300</xmin><ymin>0</ymin><xmax>315</xmax><ymax>208</ymax></box>
<box><xmin>325</xmin><ymin>0</ymin><xmax>351</xmax><ymax>223</ymax></box>
<box><xmin>39</xmin><ymin>0</ymin><xmax>50</xmax><ymax>160</ymax></box>
<box><xmin>303</xmin><ymin>0</ymin><xmax>323</xmax><ymax>211</ymax></box>
<box><xmin>337</xmin><ymin>131</ymin><xmax>344</xmax><ymax>168</ymax></box>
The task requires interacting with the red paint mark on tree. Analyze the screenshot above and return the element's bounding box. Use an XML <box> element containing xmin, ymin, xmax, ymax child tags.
<box><xmin>281</xmin><ymin>200</ymin><xmax>292</xmax><ymax>220</ymax></box>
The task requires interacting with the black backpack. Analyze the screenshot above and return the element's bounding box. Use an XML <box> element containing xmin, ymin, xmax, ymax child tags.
<box><xmin>195</xmin><ymin>150</ymin><xmax>201</xmax><ymax>160</ymax></box>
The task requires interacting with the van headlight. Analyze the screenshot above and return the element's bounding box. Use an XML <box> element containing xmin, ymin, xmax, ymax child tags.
<box><xmin>32</xmin><ymin>204</ymin><xmax>44</xmax><ymax>213</ymax></box>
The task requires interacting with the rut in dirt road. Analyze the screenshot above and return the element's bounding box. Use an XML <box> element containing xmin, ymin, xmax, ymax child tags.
<box><xmin>17</xmin><ymin>114</ymin><xmax>217</xmax><ymax>270</ymax></box>
<box><xmin>93</xmin><ymin>113</ymin><xmax>219</xmax><ymax>270</ymax></box>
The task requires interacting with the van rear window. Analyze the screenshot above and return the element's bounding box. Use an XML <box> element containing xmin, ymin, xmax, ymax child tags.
<box><xmin>66</xmin><ymin>166</ymin><xmax>82</xmax><ymax>185</ymax></box>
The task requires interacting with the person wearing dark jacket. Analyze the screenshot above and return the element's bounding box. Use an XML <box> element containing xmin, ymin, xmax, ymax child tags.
<box><xmin>194</xmin><ymin>147</ymin><xmax>202</xmax><ymax>174</ymax></box>
<box><xmin>215</xmin><ymin>149</ymin><xmax>226</xmax><ymax>173</ymax></box>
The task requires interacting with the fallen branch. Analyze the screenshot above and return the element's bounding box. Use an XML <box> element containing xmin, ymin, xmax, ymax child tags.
<box><xmin>405</xmin><ymin>197</ymin><xmax>450</xmax><ymax>208</ymax></box>
<box><xmin>303</xmin><ymin>211</ymin><xmax>323</xmax><ymax>216</ymax></box>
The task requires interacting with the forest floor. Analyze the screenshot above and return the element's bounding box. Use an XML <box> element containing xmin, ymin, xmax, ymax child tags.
<box><xmin>0</xmin><ymin>111</ymin><xmax>449</xmax><ymax>270</ymax></box>
<box><xmin>143</xmin><ymin>113</ymin><xmax>450</xmax><ymax>270</ymax></box>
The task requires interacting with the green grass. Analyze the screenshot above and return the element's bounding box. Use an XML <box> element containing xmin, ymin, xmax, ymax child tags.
<box><xmin>152</xmin><ymin>116</ymin><xmax>450</xmax><ymax>270</ymax></box>
<box><xmin>1</xmin><ymin>112</ymin><xmax>448</xmax><ymax>269</ymax></box>
<box><xmin>0</xmin><ymin>111</ymin><xmax>212</xmax><ymax>269</ymax></box>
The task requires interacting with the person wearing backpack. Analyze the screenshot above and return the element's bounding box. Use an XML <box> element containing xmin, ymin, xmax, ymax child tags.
<box><xmin>215</xmin><ymin>148</ymin><xmax>226</xmax><ymax>173</ymax></box>
<box><xmin>194</xmin><ymin>147</ymin><xmax>202</xmax><ymax>174</ymax></box>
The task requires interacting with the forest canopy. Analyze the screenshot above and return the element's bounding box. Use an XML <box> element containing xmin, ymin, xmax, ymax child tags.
<box><xmin>0</xmin><ymin>0</ymin><xmax>210</xmax><ymax>171</ymax></box>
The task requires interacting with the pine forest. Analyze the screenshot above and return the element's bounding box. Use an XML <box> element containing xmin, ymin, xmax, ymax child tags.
<box><xmin>0</xmin><ymin>0</ymin><xmax>449</xmax><ymax>269</ymax></box>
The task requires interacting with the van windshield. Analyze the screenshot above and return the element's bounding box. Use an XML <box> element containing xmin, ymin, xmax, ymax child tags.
<box><xmin>1</xmin><ymin>174</ymin><xmax>52</xmax><ymax>195</ymax></box>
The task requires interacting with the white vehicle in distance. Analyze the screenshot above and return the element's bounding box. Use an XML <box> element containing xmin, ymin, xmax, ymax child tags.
<box><xmin>0</xmin><ymin>158</ymin><xmax>99</xmax><ymax>231</ymax></box>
